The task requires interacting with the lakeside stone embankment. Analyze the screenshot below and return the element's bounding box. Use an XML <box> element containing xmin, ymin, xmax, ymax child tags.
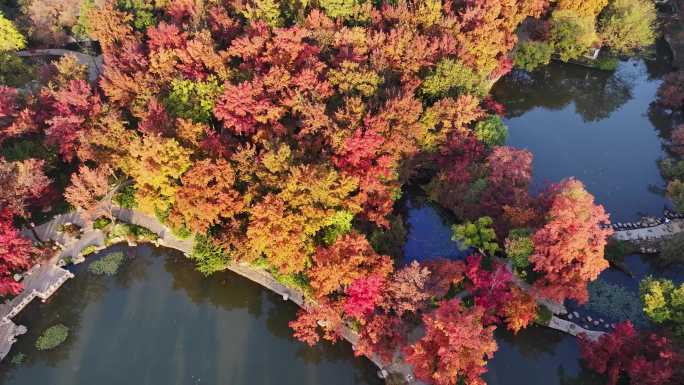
<box><xmin>0</xmin><ymin>204</ymin><xmax>420</xmax><ymax>384</ymax></box>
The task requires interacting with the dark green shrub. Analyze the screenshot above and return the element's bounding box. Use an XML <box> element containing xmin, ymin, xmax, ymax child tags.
<box><xmin>660</xmin><ymin>159</ymin><xmax>684</xmax><ymax>181</ymax></box>
<box><xmin>603</xmin><ymin>239</ymin><xmax>636</xmax><ymax>263</ymax></box>
<box><xmin>369</xmin><ymin>215</ymin><xmax>407</xmax><ymax>260</ymax></box>
<box><xmin>513</xmin><ymin>41</ymin><xmax>554</xmax><ymax>71</ymax></box>
<box><xmin>10</xmin><ymin>353</ymin><xmax>25</xmax><ymax>365</ymax></box>
<box><xmin>113</xmin><ymin>184</ymin><xmax>137</xmax><ymax>208</ymax></box>
<box><xmin>130</xmin><ymin>224</ymin><xmax>157</xmax><ymax>241</ymax></box>
<box><xmin>93</xmin><ymin>216</ymin><xmax>112</xmax><ymax>230</ymax></box>
<box><xmin>535</xmin><ymin>305</ymin><xmax>552</xmax><ymax>325</ymax></box>
<box><xmin>116</xmin><ymin>0</ymin><xmax>157</xmax><ymax>30</ymax></box>
<box><xmin>190</xmin><ymin>234</ymin><xmax>230</xmax><ymax>275</ymax></box>
<box><xmin>660</xmin><ymin>232</ymin><xmax>684</xmax><ymax>266</ymax></box>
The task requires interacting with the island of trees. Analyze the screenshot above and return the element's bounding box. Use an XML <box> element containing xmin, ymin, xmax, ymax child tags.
<box><xmin>0</xmin><ymin>1</ymin><xmax>682</xmax><ymax>385</ymax></box>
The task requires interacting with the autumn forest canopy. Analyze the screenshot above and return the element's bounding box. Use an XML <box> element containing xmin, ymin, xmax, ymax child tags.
<box><xmin>0</xmin><ymin>0</ymin><xmax>681</xmax><ymax>385</ymax></box>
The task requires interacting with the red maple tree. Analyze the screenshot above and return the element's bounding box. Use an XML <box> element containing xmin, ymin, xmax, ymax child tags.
<box><xmin>404</xmin><ymin>299</ymin><xmax>497</xmax><ymax>385</ymax></box>
<box><xmin>0</xmin><ymin>209</ymin><xmax>36</xmax><ymax>296</ymax></box>
<box><xmin>579</xmin><ymin>321</ymin><xmax>682</xmax><ymax>385</ymax></box>
<box><xmin>343</xmin><ymin>274</ymin><xmax>385</xmax><ymax>319</ymax></box>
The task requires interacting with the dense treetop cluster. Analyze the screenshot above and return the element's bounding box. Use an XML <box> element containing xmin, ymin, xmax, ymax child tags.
<box><xmin>0</xmin><ymin>1</ymin><xmax>679</xmax><ymax>385</ymax></box>
<box><xmin>512</xmin><ymin>0</ymin><xmax>656</xmax><ymax>71</ymax></box>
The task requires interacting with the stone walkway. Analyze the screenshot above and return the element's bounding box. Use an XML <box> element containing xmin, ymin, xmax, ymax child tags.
<box><xmin>16</xmin><ymin>49</ymin><xmax>103</xmax><ymax>83</ymax></box>
<box><xmin>0</xmin><ymin>201</ymin><xmax>606</xmax><ymax>380</ymax></box>
<box><xmin>612</xmin><ymin>219</ymin><xmax>684</xmax><ymax>243</ymax></box>
<box><xmin>0</xmin><ymin>213</ymin><xmax>84</xmax><ymax>361</ymax></box>
<box><xmin>549</xmin><ymin>316</ymin><xmax>604</xmax><ymax>340</ymax></box>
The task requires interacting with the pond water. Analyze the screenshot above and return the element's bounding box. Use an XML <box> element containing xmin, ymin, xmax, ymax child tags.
<box><xmin>493</xmin><ymin>59</ymin><xmax>673</xmax><ymax>223</ymax></box>
<box><xmin>0</xmin><ymin>245</ymin><xmax>381</xmax><ymax>385</ymax></box>
<box><xmin>400</xmin><ymin>54</ymin><xmax>681</xmax><ymax>384</ymax></box>
<box><xmin>402</xmin><ymin>197</ymin><xmax>467</xmax><ymax>264</ymax></box>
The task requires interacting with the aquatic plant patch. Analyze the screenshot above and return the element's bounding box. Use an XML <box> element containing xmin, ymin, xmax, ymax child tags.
<box><xmin>88</xmin><ymin>252</ymin><xmax>126</xmax><ymax>276</ymax></box>
<box><xmin>35</xmin><ymin>324</ymin><xmax>69</xmax><ymax>351</ymax></box>
<box><xmin>586</xmin><ymin>280</ymin><xmax>649</xmax><ymax>327</ymax></box>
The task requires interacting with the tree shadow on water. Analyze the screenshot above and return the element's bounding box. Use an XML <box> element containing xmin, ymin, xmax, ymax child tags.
<box><xmin>492</xmin><ymin>62</ymin><xmax>635</xmax><ymax>123</ymax></box>
<box><xmin>164</xmin><ymin>252</ymin><xmax>264</xmax><ymax>318</ymax></box>
<box><xmin>495</xmin><ymin>325</ymin><xmax>568</xmax><ymax>358</ymax></box>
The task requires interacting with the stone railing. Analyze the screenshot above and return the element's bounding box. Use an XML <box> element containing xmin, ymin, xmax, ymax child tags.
<box><xmin>548</xmin><ymin>316</ymin><xmax>604</xmax><ymax>341</ymax></box>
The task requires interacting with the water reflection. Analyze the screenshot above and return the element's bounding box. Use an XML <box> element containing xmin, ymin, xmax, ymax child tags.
<box><xmin>485</xmin><ymin>327</ymin><xmax>585</xmax><ymax>385</ymax></box>
<box><xmin>493</xmin><ymin>62</ymin><xmax>635</xmax><ymax>123</ymax></box>
<box><xmin>600</xmin><ymin>254</ymin><xmax>684</xmax><ymax>291</ymax></box>
<box><xmin>495</xmin><ymin>60</ymin><xmax>671</xmax><ymax>221</ymax></box>
<box><xmin>0</xmin><ymin>245</ymin><xmax>381</xmax><ymax>385</ymax></box>
<box><xmin>402</xmin><ymin>193</ymin><xmax>469</xmax><ymax>264</ymax></box>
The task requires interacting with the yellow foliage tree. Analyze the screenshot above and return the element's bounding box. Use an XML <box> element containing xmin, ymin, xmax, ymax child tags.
<box><xmin>124</xmin><ymin>134</ymin><xmax>192</xmax><ymax>215</ymax></box>
<box><xmin>556</xmin><ymin>0</ymin><xmax>609</xmax><ymax>18</ymax></box>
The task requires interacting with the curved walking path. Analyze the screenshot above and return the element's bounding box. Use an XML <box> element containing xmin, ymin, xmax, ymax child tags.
<box><xmin>1</xmin><ymin>203</ymin><xmax>421</xmax><ymax>384</ymax></box>
<box><xmin>0</xmin><ymin>200</ymin><xmax>606</xmax><ymax>380</ymax></box>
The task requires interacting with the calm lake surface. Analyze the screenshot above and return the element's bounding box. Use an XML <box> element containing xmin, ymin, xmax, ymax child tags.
<box><xmin>0</xmin><ymin>245</ymin><xmax>381</xmax><ymax>385</ymax></box>
<box><xmin>3</xmin><ymin>57</ymin><xmax>679</xmax><ymax>385</ymax></box>
<box><xmin>493</xmin><ymin>58</ymin><xmax>674</xmax><ymax>222</ymax></box>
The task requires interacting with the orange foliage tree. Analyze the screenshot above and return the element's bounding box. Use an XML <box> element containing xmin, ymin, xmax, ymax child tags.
<box><xmin>170</xmin><ymin>159</ymin><xmax>244</xmax><ymax>234</ymax></box>
<box><xmin>530</xmin><ymin>178</ymin><xmax>612</xmax><ymax>303</ymax></box>
<box><xmin>64</xmin><ymin>165</ymin><xmax>112</xmax><ymax>217</ymax></box>
<box><xmin>309</xmin><ymin>232</ymin><xmax>393</xmax><ymax>297</ymax></box>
